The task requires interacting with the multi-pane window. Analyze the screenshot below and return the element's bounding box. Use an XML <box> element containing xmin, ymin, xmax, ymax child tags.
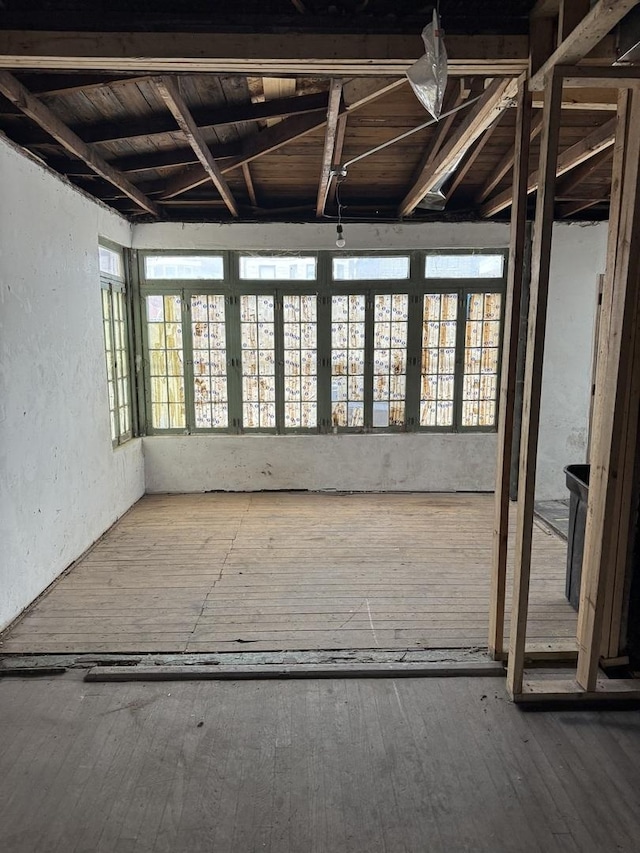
<box><xmin>240</xmin><ymin>295</ymin><xmax>276</xmax><ymax>429</ymax></box>
<box><xmin>192</xmin><ymin>295</ymin><xmax>228</xmax><ymax>429</ymax></box>
<box><xmin>138</xmin><ymin>251</ymin><xmax>506</xmax><ymax>435</ymax></box>
<box><xmin>420</xmin><ymin>293</ymin><xmax>458</xmax><ymax>427</ymax></box>
<box><xmin>283</xmin><ymin>295</ymin><xmax>317</xmax><ymax>429</ymax></box>
<box><xmin>99</xmin><ymin>243</ymin><xmax>132</xmax><ymax>445</ymax></box>
<box><xmin>145</xmin><ymin>294</ymin><xmax>185</xmax><ymax>430</ymax></box>
<box><xmin>463</xmin><ymin>292</ymin><xmax>502</xmax><ymax>428</ymax></box>
<box><xmin>331</xmin><ymin>295</ymin><xmax>366</xmax><ymax>428</ymax></box>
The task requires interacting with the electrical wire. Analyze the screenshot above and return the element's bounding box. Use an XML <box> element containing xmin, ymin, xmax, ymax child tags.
<box><xmin>342</xmin><ymin>92</ymin><xmax>484</xmax><ymax>170</ymax></box>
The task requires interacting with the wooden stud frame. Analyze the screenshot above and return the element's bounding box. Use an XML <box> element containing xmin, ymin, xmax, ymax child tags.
<box><xmin>497</xmin><ymin>65</ymin><xmax>640</xmax><ymax>704</ymax></box>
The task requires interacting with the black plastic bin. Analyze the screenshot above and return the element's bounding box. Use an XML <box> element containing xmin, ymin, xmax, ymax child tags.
<box><xmin>564</xmin><ymin>464</ymin><xmax>590</xmax><ymax>610</ymax></box>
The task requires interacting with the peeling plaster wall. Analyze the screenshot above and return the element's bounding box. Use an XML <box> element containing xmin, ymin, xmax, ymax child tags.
<box><xmin>0</xmin><ymin>139</ymin><xmax>144</xmax><ymax>630</ymax></box>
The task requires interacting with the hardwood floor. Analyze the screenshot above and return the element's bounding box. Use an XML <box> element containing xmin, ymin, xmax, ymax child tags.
<box><xmin>2</xmin><ymin>673</ymin><xmax>640</xmax><ymax>852</ymax></box>
<box><xmin>0</xmin><ymin>493</ymin><xmax>577</xmax><ymax>653</ymax></box>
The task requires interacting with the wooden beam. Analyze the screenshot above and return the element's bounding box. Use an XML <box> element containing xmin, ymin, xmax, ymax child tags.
<box><xmin>475</xmin><ymin>113</ymin><xmax>543</xmax><ymax>204</ymax></box>
<box><xmin>316</xmin><ymin>79</ymin><xmax>343</xmax><ymax>218</ymax></box>
<box><xmin>481</xmin><ymin>116</ymin><xmax>616</xmax><ymax>216</ymax></box>
<box><xmin>398</xmin><ymin>77</ymin><xmax>519</xmax><ymax>218</ymax></box>
<box><xmin>445</xmin><ymin>123</ymin><xmax>498</xmax><ymax>200</ymax></box>
<box><xmin>533</xmin><ymin>87</ymin><xmax>618</xmax><ymax>109</ymax></box>
<box><xmin>0</xmin><ymin>32</ymin><xmax>533</xmax><ymax>77</ymax></box>
<box><xmin>327</xmin><ymin>114</ymin><xmax>348</xmax><ymax>209</ymax></box>
<box><xmin>0</xmin><ymin>70</ymin><xmax>159</xmax><ymax>216</ymax></box>
<box><xmin>242</xmin><ymin>163</ymin><xmax>258</xmax><ymax>208</ymax></box>
<box><xmin>155</xmin><ymin>76</ymin><xmax>239</xmax><ymax>217</ymax></box>
<box><xmin>17</xmin><ymin>72</ymin><xmax>148</xmax><ymax>96</ymax></box>
<box><xmin>557</xmin><ymin>198</ymin><xmax>606</xmax><ymax>216</ymax></box>
<box><xmin>555</xmin><ymin>145</ymin><xmax>612</xmax><ymax>195</ymax></box>
<box><xmin>489</xmin><ymin>76</ymin><xmax>533</xmax><ymax>660</ymax></box>
<box><xmin>576</xmin><ymin>87</ymin><xmax>640</xmax><ymax>690</ymax></box>
<box><xmin>529</xmin><ymin>0</ymin><xmax>640</xmax><ymax>91</ymax></box>
<box><xmin>162</xmin><ymin>78</ymin><xmax>406</xmax><ymax>200</ymax></box>
<box><xmin>506</xmin><ymin>68</ymin><xmax>564</xmax><ymax>699</ymax></box>
<box><xmin>559</xmin><ymin>65</ymin><xmax>640</xmax><ymax>88</ymax></box>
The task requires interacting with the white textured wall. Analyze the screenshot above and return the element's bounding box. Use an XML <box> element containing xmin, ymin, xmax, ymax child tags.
<box><xmin>0</xmin><ymin>139</ymin><xmax>144</xmax><ymax>630</ymax></box>
<box><xmin>536</xmin><ymin>222</ymin><xmax>607</xmax><ymax>500</ymax></box>
<box><xmin>143</xmin><ymin>433</ymin><xmax>497</xmax><ymax>493</ymax></box>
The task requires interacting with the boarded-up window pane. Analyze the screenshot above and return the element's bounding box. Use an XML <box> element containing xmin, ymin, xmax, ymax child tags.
<box><xmin>420</xmin><ymin>293</ymin><xmax>458</xmax><ymax>427</ymax></box>
<box><xmin>331</xmin><ymin>295</ymin><xmax>366</xmax><ymax>427</ymax></box>
<box><xmin>373</xmin><ymin>294</ymin><xmax>409</xmax><ymax>427</ymax></box>
<box><xmin>241</xmin><ymin>295</ymin><xmax>276</xmax><ymax>428</ymax></box>
<box><xmin>191</xmin><ymin>295</ymin><xmax>228</xmax><ymax>429</ymax></box>
<box><xmin>283</xmin><ymin>294</ymin><xmax>317</xmax><ymax>428</ymax></box>
<box><xmin>146</xmin><ymin>294</ymin><xmax>186</xmax><ymax>429</ymax></box>
<box><xmin>462</xmin><ymin>292</ymin><xmax>501</xmax><ymax>427</ymax></box>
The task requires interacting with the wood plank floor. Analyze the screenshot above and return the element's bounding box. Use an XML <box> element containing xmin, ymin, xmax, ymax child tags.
<box><xmin>2</xmin><ymin>673</ymin><xmax>640</xmax><ymax>853</ymax></box>
<box><xmin>0</xmin><ymin>493</ymin><xmax>577</xmax><ymax>654</ymax></box>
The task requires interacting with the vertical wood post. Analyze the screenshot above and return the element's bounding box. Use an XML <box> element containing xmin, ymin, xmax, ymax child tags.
<box><xmin>489</xmin><ymin>75</ymin><xmax>533</xmax><ymax>659</ymax></box>
<box><xmin>506</xmin><ymin>69</ymin><xmax>563</xmax><ymax>698</ymax></box>
<box><xmin>577</xmin><ymin>87</ymin><xmax>640</xmax><ymax>689</ymax></box>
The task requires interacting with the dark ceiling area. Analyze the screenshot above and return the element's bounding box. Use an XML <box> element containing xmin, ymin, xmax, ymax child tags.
<box><xmin>0</xmin><ymin>1</ymin><xmax>618</xmax><ymax>224</ymax></box>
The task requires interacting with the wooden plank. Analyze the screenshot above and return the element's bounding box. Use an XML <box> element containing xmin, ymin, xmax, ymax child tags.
<box><xmin>242</xmin><ymin>163</ymin><xmax>258</xmax><ymax>207</ymax></box>
<box><xmin>398</xmin><ymin>77</ymin><xmax>519</xmax><ymax>217</ymax></box>
<box><xmin>506</xmin><ymin>68</ymin><xmax>565</xmax><ymax>699</ymax></box>
<box><xmin>481</xmin><ymin>116</ymin><xmax>616</xmax><ymax>216</ymax></box>
<box><xmin>315</xmin><ymin>78</ymin><xmax>343</xmax><ymax>218</ymax></box>
<box><xmin>576</xmin><ymin>87</ymin><xmax>640</xmax><ymax>689</ymax></box>
<box><xmin>0</xmin><ymin>32</ymin><xmax>533</xmax><ymax>76</ymax></box>
<box><xmin>86</xmin><ymin>661</ymin><xmax>505</xmax><ymax>681</ymax></box>
<box><xmin>326</xmin><ymin>113</ymin><xmax>348</xmax><ymax>209</ymax></box>
<box><xmin>489</xmin><ymin>76</ymin><xmax>533</xmax><ymax>660</ymax></box>
<box><xmin>558</xmin><ymin>65</ymin><xmax>640</xmax><ymax>87</ymax></box>
<box><xmin>555</xmin><ymin>145</ymin><xmax>613</xmax><ymax>196</ymax></box>
<box><xmin>154</xmin><ymin>76</ymin><xmax>239</xmax><ymax>216</ymax></box>
<box><xmin>0</xmin><ymin>71</ymin><xmax>160</xmax><ymax>216</ymax></box>
<box><xmin>529</xmin><ymin>0</ymin><xmax>640</xmax><ymax>91</ymax></box>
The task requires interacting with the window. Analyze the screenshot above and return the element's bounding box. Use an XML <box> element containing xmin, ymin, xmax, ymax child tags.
<box><xmin>99</xmin><ymin>243</ymin><xmax>132</xmax><ymax>445</ymax></box>
<box><xmin>138</xmin><ymin>251</ymin><xmax>505</xmax><ymax>435</ymax></box>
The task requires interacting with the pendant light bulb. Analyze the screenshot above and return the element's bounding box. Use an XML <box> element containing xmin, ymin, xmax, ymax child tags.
<box><xmin>336</xmin><ymin>223</ymin><xmax>346</xmax><ymax>249</ymax></box>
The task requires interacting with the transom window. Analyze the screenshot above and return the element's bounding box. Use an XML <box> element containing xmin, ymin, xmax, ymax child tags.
<box><xmin>137</xmin><ymin>250</ymin><xmax>506</xmax><ymax>435</ymax></box>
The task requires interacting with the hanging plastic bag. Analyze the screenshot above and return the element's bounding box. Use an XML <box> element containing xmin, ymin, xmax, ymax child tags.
<box><xmin>407</xmin><ymin>9</ymin><xmax>448</xmax><ymax>120</ymax></box>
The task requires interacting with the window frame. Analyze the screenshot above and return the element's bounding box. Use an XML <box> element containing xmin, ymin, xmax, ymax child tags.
<box><xmin>99</xmin><ymin>241</ymin><xmax>133</xmax><ymax>447</ymax></box>
<box><xmin>136</xmin><ymin>249</ymin><xmax>507</xmax><ymax>436</ymax></box>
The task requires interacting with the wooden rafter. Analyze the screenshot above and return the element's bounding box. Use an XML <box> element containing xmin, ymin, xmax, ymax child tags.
<box><xmin>327</xmin><ymin>114</ymin><xmax>348</xmax><ymax>209</ymax></box>
<box><xmin>316</xmin><ymin>79</ymin><xmax>343</xmax><ymax>218</ymax></box>
<box><xmin>529</xmin><ymin>0</ymin><xmax>640</xmax><ymax>91</ymax></box>
<box><xmin>155</xmin><ymin>76</ymin><xmax>239</xmax><ymax>217</ymax></box>
<box><xmin>162</xmin><ymin>78</ymin><xmax>406</xmax><ymax>201</ymax></box>
<box><xmin>0</xmin><ymin>32</ymin><xmax>536</xmax><ymax>77</ymax></box>
<box><xmin>18</xmin><ymin>72</ymin><xmax>148</xmax><ymax>97</ymax></box>
<box><xmin>555</xmin><ymin>145</ymin><xmax>613</xmax><ymax>195</ymax></box>
<box><xmin>475</xmin><ymin>113</ymin><xmax>543</xmax><ymax>204</ymax></box>
<box><xmin>481</xmin><ymin>116</ymin><xmax>616</xmax><ymax>217</ymax></box>
<box><xmin>242</xmin><ymin>163</ymin><xmax>258</xmax><ymax>208</ymax></box>
<box><xmin>398</xmin><ymin>77</ymin><xmax>519</xmax><ymax>218</ymax></box>
<box><xmin>0</xmin><ymin>70</ymin><xmax>159</xmax><ymax>216</ymax></box>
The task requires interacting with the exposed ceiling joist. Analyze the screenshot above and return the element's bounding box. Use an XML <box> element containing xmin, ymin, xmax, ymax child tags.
<box><xmin>18</xmin><ymin>73</ymin><xmax>148</xmax><ymax>97</ymax></box>
<box><xmin>555</xmin><ymin>145</ymin><xmax>613</xmax><ymax>196</ymax></box>
<box><xmin>481</xmin><ymin>116</ymin><xmax>616</xmax><ymax>216</ymax></box>
<box><xmin>155</xmin><ymin>76</ymin><xmax>239</xmax><ymax>217</ymax></box>
<box><xmin>242</xmin><ymin>163</ymin><xmax>258</xmax><ymax>208</ymax></box>
<box><xmin>529</xmin><ymin>0</ymin><xmax>640</xmax><ymax>91</ymax></box>
<box><xmin>316</xmin><ymin>79</ymin><xmax>343</xmax><ymax>218</ymax></box>
<box><xmin>162</xmin><ymin>77</ymin><xmax>407</xmax><ymax>200</ymax></box>
<box><xmin>0</xmin><ymin>70</ymin><xmax>159</xmax><ymax>216</ymax></box>
<box><xmin>398</xmin><ymin>77</ymin><xmax>519</xmax><ymax>218</ymax></box>
<box><xmin>475</xmin><ymin>113</ymin><xmax>544</xmax><ymax>204</ymax></box>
